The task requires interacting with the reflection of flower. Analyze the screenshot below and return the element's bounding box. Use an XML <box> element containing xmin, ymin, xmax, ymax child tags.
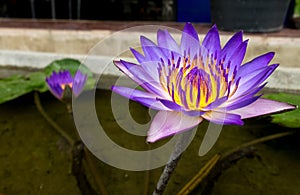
<box><xmin>112</xmin><ymin>23</ymin><xmax>295</xmax><ymax>143</ymax></box>
<box><xmin>46</xmin><ymin>70</ymin><xmax>87</xmax><ymax>100</ymax></box>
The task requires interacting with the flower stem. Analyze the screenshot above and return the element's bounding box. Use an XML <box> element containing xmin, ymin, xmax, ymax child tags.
<box><xmin>83</xmin><ymin>147</ymin><xmax>108</xmax><ymax>195</ymax></box>
<box><xmin>34</xmin><ymin>92</ymin><xmax>108</xmax><ymax>195</ymax></box>
<box><xmin>65</xmin><ymin>98</ymin><xmax>108</xmax><ymax>195</ymax></box>
<box><xmin>143</xmin><ymin>144</ymin><xmax>151</xmax><ymax>195</ymax></box>
<box><xmin>153</xmin><ymin>131</ymin><xmax>193</xmax><ymax>195</ymax></box>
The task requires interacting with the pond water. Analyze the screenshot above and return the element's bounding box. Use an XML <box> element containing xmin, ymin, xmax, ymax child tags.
<box><xmin>0</xmin><ymin>89</ymin><xmax>300</xmax><ymax>195</ymax></box>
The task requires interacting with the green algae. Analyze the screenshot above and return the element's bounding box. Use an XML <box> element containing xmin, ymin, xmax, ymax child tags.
<box><xmin>0</xmin><ymin>90</ymin><xmax>300</xmax><ymax>194</ymax></box>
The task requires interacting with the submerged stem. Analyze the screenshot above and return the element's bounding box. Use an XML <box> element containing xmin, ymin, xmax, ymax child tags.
<box><xmin>83</xmin><ymin>147</ymin><xmax>108</xmax><ymax>195</ymax></box>
<box><xmin>34</xmin><ymin>92</ymin><xmax>108</xmax><ymax>195</ymax></box>
<box><xmin>65</xmin><ymin>96</ymin><xmax>108</xmax><ymax>195</ymax></box>
<box><xmin>143</xmin><ymin>144</ymin><xmax>151</xmax><ymax>195</ymax></box>
<box><xmin>34</xmin><ymin>92</ymin><xmax>75</xmax><ymax>146</ymax></box>
<box><xmin>153</xmin><ymin>130</ymin><xmax>193</xmax><ymax>195</ymax></box>
<box><xmin>222</xmin><ymin>130</ymin><xmax>296</xmax><ymax>160</ymax></box>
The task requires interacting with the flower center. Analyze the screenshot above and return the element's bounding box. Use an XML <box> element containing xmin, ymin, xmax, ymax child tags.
<box><xmin>158</xmin><ymin>50</ymin><xmax>239</xmax><ymax>111</ymax></box>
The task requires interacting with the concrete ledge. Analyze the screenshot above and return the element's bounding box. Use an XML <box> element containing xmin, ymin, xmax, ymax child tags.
<box><xmin>0</xmin><ymin>27</ymin><xmax>299</xmax><ymax>67</ymax></box>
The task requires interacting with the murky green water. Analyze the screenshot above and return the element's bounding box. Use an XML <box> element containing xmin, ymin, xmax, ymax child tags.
<box><xmin>0</xmin><ymin>90</ymin><xmax>300</xmax><ymax>195</ymax></box>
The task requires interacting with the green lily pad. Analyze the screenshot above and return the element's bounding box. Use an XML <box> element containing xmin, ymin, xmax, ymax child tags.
<box><xmin>44</xmin><ymin>58</ymin><xmax>93</xmax><ymax>77</ymax></box>
<box><xmin>0</xmin><ymin>72</ymin><xmax>47</xmax><ymax>104</ymax></box>
<box><xmin>28</xmin><ymin>72</ymin><xmax>48</xmax><ymax>92</ymax></box>
<box><xmin>263</xmin><ymin>93</ymin><xmax>300</xmax><ymax>128</ymax></box>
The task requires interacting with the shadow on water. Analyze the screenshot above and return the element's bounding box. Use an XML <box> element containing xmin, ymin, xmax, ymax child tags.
<box><xmin>0</xmin><ymin>89</ymin><xmax>299</xmax><ymax>194</ymax></box>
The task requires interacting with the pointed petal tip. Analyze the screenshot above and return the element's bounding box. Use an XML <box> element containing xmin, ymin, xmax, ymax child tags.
<box><xmin>210</xmin><ymin>24</ymin><xmax>219</xmax><ymax>32</ymax></box>
<box><xmin>232</xmin><ymin>31</ymin><xmax>243</xmax><ymax>40</ymax></box>
<box><xmin>232</xmin><ymin>98</ymin><xmax>297</xmax><ymax>119</ymax></box>
<box><xmin>235</xmin><ymin>31</ymin><xmax>244</xmax><ymax>43</ymax></box>
<box><xmin>270</xmin><ymin>63</ymin><xmax>279</xmax><ymax>70</ymax></box>
<box><xmin>268</xmin><ymin>51</ymin><xmax>275</xmax><ymax>57</ymax></box>
<box><xmin>203</xmin><ymin>24</ymin><xmax>221</xmax><ymax>53</ymax></box>
<box><xmin>157</xmin><ymin>29</ymin><xmax>166</xmax><ymax>34</ymax></box>
<box><xmin>182</xmin><ymin>22</ymin><xmax>199</xmax><ymax>41</ymax></box>
<box><xmin>277</xmin><ymin>102</ymin><xmax>297</xmax><ymax>111</ymax></box>
<box><xmin>237</xmin><ymin>30</ymin><xmax>243</xmax><ymax>35</ymax></box>
<box><xmin>113</xmin><ymin>60</ymin><xmax>121</xmax><ymax>66</ymax></box>
<box><xmin>293</xmin><ymin>104</ymin><xmax>298</xmax><ymax>109</ymax></box>
<box><xmin>202</xmin><ymin>111</ymin><xmax>244</xmax><ymax>126</ymax></box>
<box><xmin>236</xmin><ymin>119</ymin><xmax>245</xmax><ymax>126</ymax></box>
<box><xmin>184</xmin><ymin>22</ymin><xmax>194</xmax><ymax>29</ymax></box>
<box><xmin>140</xmin><ymin>35</ymin><xmax>156</xmax><ymax>46</ymax></box>
<box><xmin>146</xmin><ymin>136</ymin><xmax>159</xmax><ymax>143</ymax></box>
<box><xmin>110</xmin><ymin>85</ymin><xmax>116</xmax><ymax>91</ymax></box>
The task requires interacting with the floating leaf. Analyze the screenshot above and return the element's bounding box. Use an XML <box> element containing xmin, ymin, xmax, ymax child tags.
<box><xmin>264</xmin><ymin>93</ymin><xmax>300</xmax><ymax>128</ymax></box>
<box><xmin>0</xmin><ymin>72</ymin><xmax>47</xmax><ymax>104</ymax></box>
<box><xmin>44</xmin><ymin>58</ymin><xmax>92</xmax><ymax>76</ymax></box>
<box><xmin>28</xmin><ymin>72</ymin><xmax>48</xmax><ymax>92</ymax></box>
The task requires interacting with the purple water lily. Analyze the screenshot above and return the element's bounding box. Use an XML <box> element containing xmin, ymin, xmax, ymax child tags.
<box><xmin>112</xmin><ymin>23</ymin><xmax>295</xmax><ymax>143</ymax></box>
<box><xmin>46</xmin><ymin>70</ymin><xmax>87</xmax><ymax>100</ymax></box>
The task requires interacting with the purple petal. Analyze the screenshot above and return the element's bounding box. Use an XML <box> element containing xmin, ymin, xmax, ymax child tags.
<box><xmin>147</xmin><ymin>111</ymin><xmax>202</xmax><ymax>142</ymax></box>
<box><xmin>157</xmin><ymin>29</ymin><xmax>180</xmax><ymax>53</ymax></box>
<box><xmin>226</xmin><ymin>95</ymin><xmax>262</xmax><ymax>111</ymax></box>
<box><xmin>46</xmin><ymin>80</ymin><xmax>63</xmax><ymax>99</ymax></box>
<box><xmin>221</xmin><ymin>31</ymin><xmax>243</xmax><ymax>57</ymax></box>
<box><xmin>237</xmin><ymin>52</ymin><xmax>275</xmax><ymax>78</ymax></box>
<box><xmin>59</xmin><ymin>71</ymin><xmax>73</xmax><ymax>84</ymax></box>
<box><xmin>111</xmin><ymin>86</ymin><xmax>171</xmax><ymax>111</ymax></box>
<box><xmin>114</xmin><ymin>60</ymin><xmax>169</xmax><ymax>98</ymax></box>
<box><xmin>158</xmin><ymin>99</ymin><xmax>182</xmax><ymax>111</ymax></box>
<box><xmin>182</xmin><ymin>110</ymin><xmax>205</xmax><ymax>117</ymax></box>
<box><xmin>182</xmin><ymin>23</ymin><xmax>199</xmax><ymax>42</ymax></box>
<box><xmin>202</xmin><ymin>111</ymin><xmax>244</xmax><ymax>125</ymax></box>
<box><xmin>115</xmin><ymin>60</ymin><xmax>158</xmax><ymax>92</ymax></box>
<box><xmin>130</xmin><ymin>48</ymin><xmax>146</xmax><ymax>64</ymax></box>
<box><xmin>202</xmin><ymin>25</ymin><xmax>221</xmax><ymax>54</ymax></box>
<box><xmin>73</xmin><ymin>70</ymin><xmax>87</xmax><ymax>97</ymax></box>
<box><xmin>114</xmin><ymin>60</ymin><xmax>138</xmax><ymax>81</ymax></box>
<box><xmin>201</xmin><ymin>96</ymin><xmax>228</xmax><ymax>111</ymax></box>
<box><xmin>180</xmin><ymin>23</ymin><xmax>200</xmax><ymax>55</ymax></box>
<box><xmin>225</xmin><ymin>40</ymin><xmax>248</xmax><ymax>78</ymax></box>
<box><xmin>139</xmin><ymin>41</ymin><xmax>182</xmax><ymax>71</ymax></box>
<box><xmin>233</xmin><ymin>64</ymin><xmax>278</xmax><ymax>98</ymax></box>
<box><xmin>221</xmin><ymin>83</ymin><xmax>266</xmax><ymax>112</ymax></box>
<box><xmin>231</xmin><ymin>98</ymin><xmax>296</xmax><ymax>119</ymax></box>
<box><xmin>140</xmin><ymin>36</ymin><xmax>166</xmax><ymax>61</ymax></box>
<box><xmin>139</xmin><ymin>60</ymin><xmax>161</xmax><ymax>82</ymax></box>
<box><xmin>46</xmin><ymin>71</ymin><xmax>73</xmax><ymax>99</ymax></box>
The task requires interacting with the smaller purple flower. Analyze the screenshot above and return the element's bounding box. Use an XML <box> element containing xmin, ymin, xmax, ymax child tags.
<box><xmin>46</xmin><ymin>70</ymin><xmax>87</xmax><ymax>100</ymax></box>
